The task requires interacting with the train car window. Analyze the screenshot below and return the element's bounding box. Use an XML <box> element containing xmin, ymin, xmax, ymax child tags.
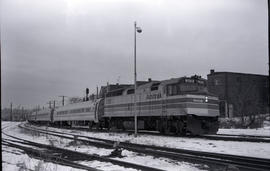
<box><xmin>106</xmin><ymin>89</ymin><xmax>124</xmax><ymax>97</ymax></box>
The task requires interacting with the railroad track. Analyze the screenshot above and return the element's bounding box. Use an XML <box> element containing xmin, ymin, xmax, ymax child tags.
<box><xmin>2</xmin><ymin>125</ymin><xmax>163</xmax><ymax>171</ymax></box>
<box><xmin>23</xmin><ymin>123</ymin><xmax>270</xmax><ymax>171</ymax></box>
<box><xmin>136</xmin><ymin>130</ymin><xmax>270</xmax><ymax>143</ymax></box>
<box><xmin>217</xmin><ymin>133</ymin><xmax>270</xmax><ymax>139</ymax></box>
<box><xmin>33</xmin><ymin>123</ymin><xmax>270</xmax><ymax>143</ymax></box>
<box><xmin>198</xmin><ymin>134</ymin><xmax>270</xmax><ymax>143</ymax></box>
<box><xmin>2</xmin><ymin>138</ymin><xmax>101</xmax><ymax>171</ymax></box>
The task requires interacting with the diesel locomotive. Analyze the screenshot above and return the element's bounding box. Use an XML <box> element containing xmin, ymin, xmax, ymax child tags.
<box><xmin>29</xmin><ymin>75</ymin><xmax>220</xmax><ymax>135</ymax></box>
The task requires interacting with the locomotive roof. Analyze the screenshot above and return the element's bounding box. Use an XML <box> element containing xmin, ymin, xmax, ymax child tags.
<box><xmin>122</xmin><ymin>81</ymin><xmax>160</xmax><ymax>94</ymax></box>
<box><xmin>105</xmin><ymin>75</ymin><xmax>206</xmax><ymax>97</ymax></box>
<box><xmin>136</xmin><ymin>81</ymin><xmax>160</xmax><ymax>89</ymax></box>
<box><xmin>161</xmin><ymin>76</ymin><xmax>206</xmax><ymax>85</ymax></box>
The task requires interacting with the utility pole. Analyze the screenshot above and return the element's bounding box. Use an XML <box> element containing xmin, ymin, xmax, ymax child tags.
<box><xmin>47</xmin><ymin>100</ymin><xmax>56</xmax><ymax>109</ymax></box>
<box><xmin>96</xmin><ymin>86</ymin><xmax>99</xmax><ymax>99</ymax></box>
<box><xmin>47</xmin><ymin>101</ymin><xmax>52</xmax><ymax>109</ymax></box>
<box><xmin>59</xmin><ymin>96</ymin><xmax>67</xmax><ymax>106</ymax></box>
<box><xmin>267</xmin><ymin>0</ymin><xmax>270</xmax><ymax>108</ymax></box>
<box><xmin>21</xmin><ymin>106</ymin><xmax>24</xmax><ymax>121</ymax></box>
<box><xmin>10</xmin><ymin>102</ymin><xmax>13</xmax><ymax>121</ymax></box>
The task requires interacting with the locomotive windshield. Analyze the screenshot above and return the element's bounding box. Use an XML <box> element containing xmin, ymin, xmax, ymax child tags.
<box><xmin>166</xmin><ymin>78</ymin><xmax>207</xmax><ymax>96</ymax></box>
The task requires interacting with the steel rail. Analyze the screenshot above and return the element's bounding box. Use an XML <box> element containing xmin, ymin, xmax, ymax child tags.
<box><xmin>217</xmin><ymin>133</ymin><xmax>270</xmax><ymax>139</ymax></box>
<box><xmin>2</xmin><ymin>130</ymin><xmax>164</xmax><ymax>171</ymax></box>
<box><xmin>2</xmin><ymin>140</ymin><xmax>100</xmax><ymax>171</ymax></box>
<box><xmin>33</xmin><ymin>123</ymin><xmax>270</xmax><ymax>143</ymax></box>
<box><xmin>23</xmin><ymin>124</ymin><xmax>270</xmax><ymax>171</ymax></box>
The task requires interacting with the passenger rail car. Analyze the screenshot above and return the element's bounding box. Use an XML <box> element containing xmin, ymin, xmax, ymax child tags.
<box><xmin>53</xmin><ymin>100</ymin><xmax>100</xmax><ymax>126</ymax></box>
<box><xmin>28</xmin><ymin>111</ymin><xmax>37</xmax><ymax>122</ymax></box>
<box><xmin>35</xmin><ymin>108</ymin><xmax>53</xmax><ymax>123</ymax></box>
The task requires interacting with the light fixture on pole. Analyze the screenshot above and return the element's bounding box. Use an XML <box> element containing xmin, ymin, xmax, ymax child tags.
<box><xmin>134</xmin><ymin>21</ymin><xmax>142</xmax><ymax>137</ymax></box>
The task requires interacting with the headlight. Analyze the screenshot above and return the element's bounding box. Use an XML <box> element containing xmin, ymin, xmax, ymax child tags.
<box><xmin>205</xmin><ymin>96</ymin><xmax>208</xmax><ymax>102</ymax></box>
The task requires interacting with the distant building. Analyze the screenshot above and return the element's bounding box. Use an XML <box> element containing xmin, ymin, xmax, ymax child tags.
<box><xmin>207</xmin><ymin>70</ymin><xmax>269</xmax><ymax>117</ymax></box>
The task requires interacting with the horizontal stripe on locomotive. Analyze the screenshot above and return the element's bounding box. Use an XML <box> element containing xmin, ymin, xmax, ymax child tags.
<box><xmin>105</xmin><ymin>98</ymin><xmax>218</xmax><ymax>108</ymax></box>
<box><xmin>186</xmin><ymin>108</ymin><xmax>219</xmax><ymax>116</ymax></box>
<box><xmin>103</xmin><ymin>108</ymin><xmax>219</xmax><ymax>117</ymax></box>
<box><xmin>54</xmin><ymin>112</ymin><xmax>95</xmax><ymax>118</ymax></box>
<box><xmin>104</xmin><ymin>103</ymin><xmax>219</xmax><ymax>112</ymax></box>
<box><xmin>54</xmin><ymin>114</ymin><xmax>96</xmax><ymax>121</ymax></box>
<box><xmin>56</xmin><ymin>108</ymin><xmax>94</xmax><ymax>115</ymax></box>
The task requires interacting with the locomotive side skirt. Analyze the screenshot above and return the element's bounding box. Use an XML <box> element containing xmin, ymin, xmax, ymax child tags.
<box><xmin>104</xmin><ymin>96</ymin><xmax>219</xmax><ymax>117</ymax></box>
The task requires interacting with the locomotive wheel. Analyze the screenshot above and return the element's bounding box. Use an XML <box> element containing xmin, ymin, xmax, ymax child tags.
<box><xmin>158</xmin><ymin>119</ymin><xmax>169</xmax><ymax>134</ymax></box>
<box><xmin>88</xmin><ymin>122</ymin><xmax>93</xmax><ymax>130</ymax></box>
<box><xmin>175</xmin><ymin>120</ymin><xmax>185</xmax><ymax>135</ymax></box>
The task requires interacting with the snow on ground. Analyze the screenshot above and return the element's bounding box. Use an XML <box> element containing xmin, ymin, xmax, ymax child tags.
<box><xmin>218</xmin><ymin>128</ymin><xmax>270</xmax><ymax>136</ymax></box>
<box><xmin>34</xmin><ymin>123</ymin><xmax>270</xmax><ymax>159</ymax></box>
<box><xmin>2</xmin><ymin>121</ymin><xmax>205</xmax><ymax>171</ymax></box>
<box><xmin>2</xmin><ymin>122</ymin><xmax>84</xmax><ymax>171</ymax></box>
<box><xmin>2</xmin><ymin>145</ymin><xmax>85</xmax><ymax>171</ymax></box>
<box><xmin>218</xmin><ymin>121</ymin><xmax>270</xmax><ymax>136</ymax></box>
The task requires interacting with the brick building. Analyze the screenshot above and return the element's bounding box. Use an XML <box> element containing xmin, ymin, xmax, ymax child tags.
<box><xmin>207</xmin><ymin>70</ymin><xmax>269</xmax><ymax>117</ymax></box>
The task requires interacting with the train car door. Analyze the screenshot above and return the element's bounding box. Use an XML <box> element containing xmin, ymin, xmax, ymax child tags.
<box><xmin>94</xmin><ymin>99</ymin><xmax>104</xmax><ymax>123</ymax></box>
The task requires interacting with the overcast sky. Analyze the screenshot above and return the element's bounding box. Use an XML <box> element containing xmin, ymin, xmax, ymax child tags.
<box><xmin>1</xmin><ymin>0</ymin><xmax>268</xmax><ymax>109</ymax></box>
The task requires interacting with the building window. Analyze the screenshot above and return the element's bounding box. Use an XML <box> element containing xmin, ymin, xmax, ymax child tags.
<box><xmin>214</xmin><ymin>79</ymin><xmax>219</xmax><ymax>85</ymax></box>
<box><xmin>236</xmin><ymin>77</ymin><xmax>241</xmax><ymax>83</ymax></box>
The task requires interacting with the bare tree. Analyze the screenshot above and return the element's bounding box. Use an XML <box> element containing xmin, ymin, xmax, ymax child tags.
<box><xmin>68</xmin><ymin>97</ymin><xmax>83</xmax><ymax>104</ymax></box>
<box><xmin>231</xmin><ymin>78</ymin><xmax>262</xmax><ymax>127</ymax></box>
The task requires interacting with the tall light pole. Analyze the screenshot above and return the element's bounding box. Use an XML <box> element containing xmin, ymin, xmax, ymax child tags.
<box><xmin>134</xmin><ymin>21</ymin><xmax>142</xmax><ymax>137</ymax></box>
<box><xmin>268</xmin><ymin>0</ymin><xmax>270</xmax><ymax>109</ymax></box>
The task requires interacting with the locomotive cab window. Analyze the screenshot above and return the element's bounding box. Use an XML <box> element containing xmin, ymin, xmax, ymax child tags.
<box><xmin>166</xmin><ymin>78</ymin><xmax>207</xmax><ymax>96</ymax></box>
<box><xmin>151</xmin><ymin>83</ymin><xmax>160</xmax><ymax>91</ymax></box>
<box><xmin>127</xmin><ymin>89</ymin><xmax>134</xmax><ymax>94</ymax></box>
